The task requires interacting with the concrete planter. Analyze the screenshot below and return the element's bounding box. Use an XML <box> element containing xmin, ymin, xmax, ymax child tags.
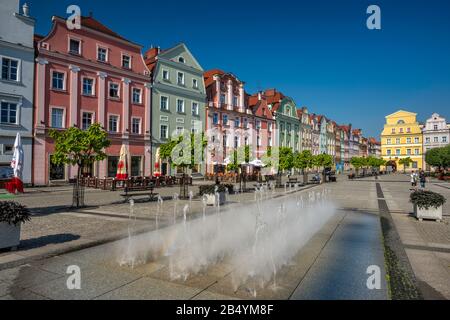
<box><xmin>205</xmin><ymin>192</ymin><xmax>226</xmax><ymax>206</ymax></box>
<box><xmin>414</xmin><ymin>205</ymin><xmax>443</xmax><ymax>222</ymax></box>
<box><xmin>0</xmin><ymin>222</ymin><xmax>21</xmax><ymax>250</ymax></box>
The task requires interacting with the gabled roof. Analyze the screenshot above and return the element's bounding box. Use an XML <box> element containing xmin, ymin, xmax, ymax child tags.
<box><xmin>385</xmin><ymin>110</ymin><xmax>417</xmax><ymax>118</ymax></box>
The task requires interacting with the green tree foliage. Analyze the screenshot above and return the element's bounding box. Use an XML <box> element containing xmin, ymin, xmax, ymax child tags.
<box><xmin>294</xmin><ymin>150</ymin><xmax>314</xmax><ymax>172</ymax></box>
<box><xmin>278</xmin><ymin>147</ymin><xmax>294</xmax><ymax>172</ymax></box>
<box><xmin>425</xmin><ymin>146</ymin><xmax>450</xmax><ymax>170</ymax></box>
<box><xmin>399</xmin><ymin>157</ymin><xmax>413</xmax><ymax>173</ymax></box>
<box><xmin>313</xmin><ymin>153</ymin><xmax>333</xmax><ymax>169</ymax></box>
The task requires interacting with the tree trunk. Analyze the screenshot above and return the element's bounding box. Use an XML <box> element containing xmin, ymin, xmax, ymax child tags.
<box><xmin>303</xmin><ymin>168</ymin><xmax>308</xmax><ymax>184</ymax></box>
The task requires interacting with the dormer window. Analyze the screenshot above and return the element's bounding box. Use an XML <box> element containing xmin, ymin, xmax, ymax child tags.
<box><xmin>69</xmin><ymin>39</ymin><xmax>81</xmax><ymax>55</ymax></box>
<box><xmin>178</xmin><ymin>57</ymin><xmax>185</xmax><ymax>63</ymax></box>
<box><xmin>122</xmin><ymin>54</ymin><xmax>131</xmax><ymax>69</ymax></box>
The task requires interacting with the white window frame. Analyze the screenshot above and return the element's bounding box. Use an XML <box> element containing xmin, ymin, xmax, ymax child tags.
<box><xmin>108</xmin><ymin>81</ymin><xmax>120</xmax><ymax>99</ymax></box>
<box><xmin>68</xmin><ymin>36</ymin><xmax>82</xmax><ymax>55</ymax></box>
<box><xmin>160</xmin><ymin>96</ymin><xmax>169</xmax><ymax>111</ymax></box>
<box><xmin>81</xmin><ymin>110</ymin><xmax>95</xmax><ymax>130</ymax></box>
<box><xmin>132</xmin><ymin>87</ymin><xmax>142</xmax><ymax>104</ymax></box>
<box><xmin>176</xmin><ymin>99</ymin><xmax>185</xmax><ymax>113</ymax></box>
<box><xmin>81</xmin><ymin>76</ymin><xmax>96</xmax><ymax>96</ymax></box>
<box><xmin>162</xmin><ymin>69</ymin><xmax>170</xmax><ymax>81</ymax></box>
<box><xmin>160</xmin><ymin>124</ymin><xmax>169</xmax><ymax>139</ymax></box>
<box><xmin>0</xmin><ymin>100</ymin><xmax>20</xmax><ymax>125</ymax></box>
<box><xmin>96</xmin><ymin>45</ymin><xmax>109</xmax><ymax>62</ymax></box>
<box><xmin>121</xmin><ymin>53</ymin><xmax>132</xmax><ymax>69</ymax></box>
<box><xmin>49</xmin><ymin>106</ymin><xmax>66</xmax><ymax>129</ymax></box>
<box><xmin>177</xmin><ymin>72</ymin><xmax>185</xmax><ymax>85</ymax></box>
<box><xmin>192</xmin><ymin>102</ymin><xmax>199</xmax><ymax>116</ymax></box>
<box><xmin>50</xmin><ymin>69</ymin><xmax>67</xmax><ymax>91</ymax></box>
<box><xmin>131</xmin><ymin>117</ymin><xmax>142</xmax><ymax>134</ymax></box>
<box><xmin>192</xmin><ymin>78</ymin><xmax>198</xmax><ymax>89</ymax></box>
<box><xmin>0</xmin><ymin>55</ymin><xmax>21</xmax><ymax>82</ymax></box>
<box><xmin>222</xmin><ymin>114</ymin><xmax>228</xmax><ymax>125</ymax></box>
<box><xmin>107</xmin><ymin>113</ymin><xmax>120</xmax><ymax>133</ymax></box>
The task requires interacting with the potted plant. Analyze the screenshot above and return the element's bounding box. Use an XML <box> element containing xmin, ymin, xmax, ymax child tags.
<box><xmin>0</xmin><ymin>201</ymin><xmax>31</xmax><ymax>250</ymax></box>
<box><xmin>410</xmin><ymin>190</ymin><xmax>446</xmax><ymax>222</ymax></box>
<box><xmin>199</xmin><ymin>184</ymin><xmax>227</xmax><ymax>206</ymax></box>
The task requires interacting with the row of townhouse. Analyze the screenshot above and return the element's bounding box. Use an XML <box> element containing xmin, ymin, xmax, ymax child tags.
<box><xmin>381</xmin><ymin>110</ymin><xmax>449</xmax><ymax>172</ymax></box>
<box><xmin>0</xmin><ymin>1</ymin><xmax>380</xmax><ymax>185</ymax></box>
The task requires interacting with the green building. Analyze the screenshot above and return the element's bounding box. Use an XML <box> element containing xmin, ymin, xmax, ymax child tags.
<box><xmin>145</xmin><ymin>44</ymin><xmax>206</xmax><ymax>175</ymax></box>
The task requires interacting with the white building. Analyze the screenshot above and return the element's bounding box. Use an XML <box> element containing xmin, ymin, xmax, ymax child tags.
<box><xmin>0</xmin><ymin>0</ymin><xmax>35</xmax><ymax>183</ymax></box>
<box><xmin>423</xmin><ymin>113</ymin><xmax>450</xmax><ymax>169</ymax></box>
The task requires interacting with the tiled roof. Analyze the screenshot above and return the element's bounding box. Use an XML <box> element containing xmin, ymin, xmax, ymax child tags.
<box><xmin>80</xmin><ymin>16</ymin><xmax>130</xmax><ymax>42</ymax></box>
<box><xmin>203</xmin><ymin>69</ymin><xmax>225</xmax><ymax>88</ymax></box>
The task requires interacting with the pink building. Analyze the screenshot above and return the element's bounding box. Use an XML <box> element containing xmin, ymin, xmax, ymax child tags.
<box><xmin>204</xmin><ymin>70</ymin><xmax>250</xmax><ymax>174</ymax></box>
<box><xmin>33</xmin><ymin>15</ymin><xmax>151</xmax><ymax>185</ymax></box>
<box><xmin>247</xmin><ymin>92</ymin><xmax>276</xmax><ymax>160</ymax></box>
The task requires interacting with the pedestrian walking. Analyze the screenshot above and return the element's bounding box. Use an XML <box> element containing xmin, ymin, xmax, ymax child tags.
<box><xmin>410</xmin><ymin>170</ymin><xmax>418</xmax><ymax>190</ymax></box>
<box><xmin>419</xmin><ymin>170</ymin><xmax>426</xmax><ymax>189</ymax></box>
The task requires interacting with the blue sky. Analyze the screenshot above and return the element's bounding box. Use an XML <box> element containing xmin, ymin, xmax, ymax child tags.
<box><xmin>27</xmin><ymin>0</ymin><xmax>450</xmax><ymax>138</ymax></box>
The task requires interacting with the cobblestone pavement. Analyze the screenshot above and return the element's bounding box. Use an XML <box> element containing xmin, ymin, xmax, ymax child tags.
<box><xmin>0</xmin><ymin>177</ymin><xmax>388</xmax><ymax>300</ymax></box>
<box><xmin>378</xmin><ymin>174</ymin><xmax>450</xmax><ymax>299</ymax></box>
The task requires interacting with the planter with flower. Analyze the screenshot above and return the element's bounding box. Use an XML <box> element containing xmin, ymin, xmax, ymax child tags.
<box><xmin>410</xmin><ymin>190</ymin><xmax>446</xmax><ymax>222</ymax></box>
<box><xmin>0</xmin><ymin>201</ymin><xmax>31</xmax><ymax>250</ymax></box>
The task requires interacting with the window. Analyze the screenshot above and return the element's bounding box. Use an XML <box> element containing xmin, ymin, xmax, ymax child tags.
<box><xmin>234</xmin><ymin>136</ymin><xmax>239</xmax><ymax>148</ymax></box>
<box><xmin>443</xmin><ymin>136</ymin><xmax>448</xmax><ymax>143</ymax></box>
<box><xmin>162</xmin><ymin>70</ymin><xmax>169</xmax><ymax>80</ymax></box>
<box><xmin>223</xmin><ymin>135</ymin><xmax>228</xmax><ymax>147</ymax></box>
<box><xmin>177</xmin><ymin>99</ymin><xmax>185</xmax><ymax>113</ymax></box>
<box><xmin>257</xmin><ymin>136</ymin><xmax>261</xmax><ymax>147</ymax></box>
<box><xmin>397</xmin><ymin>120</ymin><xmax>405</xmax><ymax>124</ymax></box>
<box><xmin>407</xmin><ymin>149</ymin><xmax>411</xmax><ymax>155</ymax></box>
<box><xmin>434</xmin><ymin>125</ymin><xmax>438</xmax><ymax>131</ymax></box>
<box><xmin>213</xmin><ymin>113</ymin><xmax>218</xmax><ymax>125</ymax></box>
<box><xmin>396</xmin><ymin>149</ymin><xmax>401</xmax><ymax>156</ymax></box>
<box><xmin>177</xmin><ymin>72</ymin><xmax>184</xmax><ymax>85</ymax></box>
<box><xmin>52</xmin><ymin>71</ymin><xmax>65</xmax><ymax>90</ymax></box>
<box><xmin>244</xmin><ymin>118</ymin><xmax>248</xmax><ymax>129</ymax></box>
<box><xmin>192</xmin><ymin>102</ymin><xmax>199</xmax><ymax>116</ymax></box>
<box><xmin>51</xmin><ymin>108</ymin><xmax>64</xmax><ymax>128</ymax></box>
<box><xmin>414</xmin><ymin>137</ymin><xmax>419</xmax><ymax>144</ymax></box>
<box><xmin>407</xmin><ymin>128</ymin><xmax>411</xmax><ymax>133</ymax></box>
<box><xmin>425</xmin><ymin>137</ymin><xmax>430</xmax><ymax>143</ymax></box>
<box><xmin>434</xmin><ymin>137</ymin><xmax>439</xmax><ymax>143</ymax></box>
<box><xmin>406</xmin><ymin>138</ymin><xmax>411</xmax><ymax>144</ymax></box>
<box><xmin>256</xmin><ymin>120</ymin><xmax>261</xmax><ymax>130</ymax></box>
<box><xmin>396</xmin><ymin>138</ymin><xmax>400</xmax><ymax>144</ymax></box>
<box><xmin>387</xmin><ymin>150</ymin><xmax>392</xmax><ymax>156</ymax></box>
<box><xmin>97</xmin><ymin>47</ymin><xmax>107</xmax><ymax>62</ymax></box>
<box><xmin>1</xmin><ymin>102</ymin><xmax>17</xmax><ymax>124</ymax></box>
<box><xmin>109</xmin><ymin>83</ymin><xmax>119</xmax><ymax>98</ymax></box>
<box><xmin>160</xmin><ymin>124</ymin><xmax>168</xmax><ymax>139</ymax></box>
<box><xmin>160</xmin><ymin>96</ymin><xmax>168</xmax><ymax>110</ymax></box>
<box><xmin>176</xmin><ymin>126</ymin><xmax>184</xmax><ymax>135</ymax></box>
<box><xmin>122</xmin><ymin>54</ymin><xmax>131</xmax><ymax>69</ymax></box>
<box><xmin>234</xmin><ymin>118</ymin><xmax>240</xmax><ymax>128</ymax></box>
<box><xmin>132</xmin><ymin>118</ymin><xmax>141</xmax><ymax>134</ymax></box>
<box><xmin>109</xmin><ymin>115</ymin><xmax>119</xmax><ymax>132</ymax></box>
<box><xmin>82</xmin><ymin>78</ymin><xmax>94</xmax><ymax>96</ymax></box>
<box><xmin>415</xmin><ymin>149</ymin><xmax>420</xmax><ymax>155</ymax></box>
<box><xmin>391</xmin><ymin>128</ymin><xmax>396</xmax><ymax>134</ymax></box>
<box><xmin>132</xmin><ymin>88</ymin><xmax>142</xmax><ymax>104</ymax></box>
<box><xmin>399</xmin><ymin>128</ymin><xmax>403</xmax><ymax>133</ymax></box>
<box><xmin>233</xmin><ymin>96</ymin><xmax>238</xmax><ymax>107</ymax></box>
<box><xmin>222</xmin><ymin>114</ymin><xmax>228</xmax><ymax>125</ymax></box>
<box><xmin>82</xmin><ymin>112</ymin><xmax>93</xmax><ymax>130</ymax></box>
<box><xmin>192</xmin><ymin>79</ymin><xmax>198</xmax><ymax>89</ymax></box>
<box><xmin>50</xmin><ymin>155</ymin><xmax>65</xmax><ymax>180</ymax></box>
<box><xmin>220</xmin><ymin>94</ymin><xmax>226</xmax><ymax>105</ymax></box>
<box><xmin>387</xmin><ymin>138</ymin><xmax>391</xmax><ymax>144</ymax></box>
<box><xmin>178</xmin><ymin>57</ymin><xmax>185</xmax><ymax>63</ymax></box>
<box><xmin>69</xmin><ymin>39</ymin><xmax>80</xmax><ymax>54</ymax></box>
<box><xmin>1</xmin><ymin>57</ymin><xmax>19</xmax><ymax>81</ymax></box>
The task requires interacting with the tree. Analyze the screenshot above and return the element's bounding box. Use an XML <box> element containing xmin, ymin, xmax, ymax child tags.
<box><xmin>277</xmin><ymin>147</ymin><xmax>294</xmax><ymax>186</ymax></box>
<box><xmin>399</xmin><ymin>157</ymin><xmax>413</xmax><ymax>173</ymax></box>
<box><xmin>49</xmin><ymin>124</ymin><xmax>111</xmax><ymax>207</ymax></box>
<box><xmin>350</xmin><ymin>157</ymin><xmax>363</xmax><ymax>176</ymax></box>
<box><xmin>314</xmin><ymin>153</ymin><xmax>334</xmax><ymax>182</ymax></box>
<box><xmin>425</xmin><ymin>146</ymin><xmax>450</xmax><ymax>171</ymax></box>
<box><xmin>294</xmin><ymin>150</ymin><xmax>314</xmax><ymax>184</ymax></box>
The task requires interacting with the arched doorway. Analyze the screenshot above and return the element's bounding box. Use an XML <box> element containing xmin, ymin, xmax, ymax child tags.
<box><xmin>386</xmin><ymin>160</ymin><xmax>397</xmax><ymax>173</ymax></box>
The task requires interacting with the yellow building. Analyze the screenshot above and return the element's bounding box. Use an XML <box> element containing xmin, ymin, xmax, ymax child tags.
<box><xmin>381</xmin><ymin>110</ymin><xmax>423</xmax><ymax>172</ymax></box>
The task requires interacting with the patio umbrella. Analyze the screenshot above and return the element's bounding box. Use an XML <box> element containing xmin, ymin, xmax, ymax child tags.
<box><xmin>116</xmin><ymin>144</ymin><xmax>128</xmax><ymax>180</ymax></box>
<box><xmin>249</xmin><ymin>159</ymin><xmax>265</xmax><ymax>167</ymax></box>
<box><xmin>154</xmin><ymin>147</ymin><xmax>161</xmax><ymax>177</ymax></box>
<box><xmin>10</xmin><ymin>132</ymin><xmax>24</xmax><ymax>193</ymax></box>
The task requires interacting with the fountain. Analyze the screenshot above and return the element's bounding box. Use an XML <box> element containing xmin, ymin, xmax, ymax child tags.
<box><xmin>115</xmin><ymin>186</ymin><xmax>337</xmax><ymax>297</ymax></box>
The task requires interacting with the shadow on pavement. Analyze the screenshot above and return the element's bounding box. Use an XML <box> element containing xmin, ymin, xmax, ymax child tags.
<box><xmin>18</xmin><ymin>234</ymin><xmax>81</xmax><ymax>250</ymax></box>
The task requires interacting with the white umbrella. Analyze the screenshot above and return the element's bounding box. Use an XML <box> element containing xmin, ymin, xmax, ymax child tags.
<box><xmin>249</xmin><ymin>159</ymin><xmax>265</xmax><ymax>167</ymax></box>
<box><xmin>10</xmin><ymin>132</ymin><xmax>24</xmax><ymax>193</ymax></box>
<box><xmin>116</xmin><ymin>144</ymin><xmax>128</xmax><ymax>180</ymax></box>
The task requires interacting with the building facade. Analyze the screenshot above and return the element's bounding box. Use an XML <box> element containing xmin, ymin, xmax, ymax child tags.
<box><xmin>145</xmin><ymin>44</ymin><xmax>206</xmax><ymax>176</ymax></box>
<box><xmin>34</xmin><ymin>15</ymin><xmax>151</xmax><ymax>185</ymax></box>
<box><xmin>297</xmin><ymin>107</ymin><xmax>312</xmax><ymax>153</ymax></box>
<box><xmin>368</xmin><ymin>138</ymin><xmax>381</xmax><ymax>158</ymax></box>
<box><xmin>0</xmin><ymin>0</ymin><xmax>35</xmax><ymax>183</ymax></box>
<box><xmin>204</xmin><ymin>69</ymin><xmax>249</xmax><ymax>174</ymax></box>
<box><xmin>423</xmin><ymin>113</ymin><xmax>449</xmax><ymax>169</ymax></box>
<box><xmin>381</xmin><ymin>110</ymin><xmax>423</xmax><ymax>172</ymax></box>
<box><xmin>310</xmin><ymin>115</ymin><xmax>320</xmax><ymax>156</ymax></box>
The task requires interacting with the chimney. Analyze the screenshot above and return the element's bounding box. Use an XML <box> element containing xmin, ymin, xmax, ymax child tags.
<box><xmin>22</xmin><ymin>3</ymin><xmax>29</xmax><ymax>17</ymax></box>
<box><xmin>258</xmin><ymin>92</ymin><xmax>262</xmax><ymax>101</ymax></box>
<box><xmin>157</xmin><ymin>46</ymin><xmax>161</xmax><ymax>54</ymax></box>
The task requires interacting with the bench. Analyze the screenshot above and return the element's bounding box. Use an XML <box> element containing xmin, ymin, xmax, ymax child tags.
<box><xmin>120</xmin><ymin>185</ymin><xmax>158</xmax><ymax>203</ymax></box>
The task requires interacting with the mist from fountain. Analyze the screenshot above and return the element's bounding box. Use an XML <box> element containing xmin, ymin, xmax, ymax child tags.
<box><xmin>116</xmin><ymin>186</ymin><xmax>336</xmax><ymax>295</ymax></box>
